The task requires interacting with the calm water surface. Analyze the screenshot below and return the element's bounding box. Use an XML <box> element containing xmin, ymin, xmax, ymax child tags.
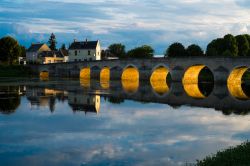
<box><xmin>1</xmin><ymin>78</ymin><xmax>250</xmax><ymax>166</ymax></box>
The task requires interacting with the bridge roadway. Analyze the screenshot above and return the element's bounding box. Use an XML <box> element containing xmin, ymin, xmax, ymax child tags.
<box><xmin>29</xmin><ymin>56</ymin><xmax>250</xmax><ymax>83</ymax></box>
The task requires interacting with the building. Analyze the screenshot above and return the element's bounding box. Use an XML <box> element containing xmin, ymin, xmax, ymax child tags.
<box><xmin>68</xmin><ymin>39</ymin><xmax>101</xmax><ymax>62</ymax></box>
<box><xmin>39</xmin><ymin>49</ymin><xmax>68</xmax><ymax>64</ymax></box>
<box><xmin>26</xmin><ymin>43</ymin><xmax>51</xmax><ymax>63</ymax></box>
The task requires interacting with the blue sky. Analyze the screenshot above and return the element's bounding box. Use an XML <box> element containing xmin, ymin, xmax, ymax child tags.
<box><xmin>0</xmin><ymin>0</ymin><xmax>250</xmax><ymax>54</ymax></box>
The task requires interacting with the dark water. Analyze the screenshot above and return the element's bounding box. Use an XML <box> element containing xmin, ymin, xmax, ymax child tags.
<box><xmin>1</xmin><ymin>79</ymin><xmax>250</xmax><ymax>166</ymax></box>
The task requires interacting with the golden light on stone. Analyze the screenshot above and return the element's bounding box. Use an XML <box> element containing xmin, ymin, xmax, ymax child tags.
<box><xmin>121</xmin><ymin>67</ymin><xmax>139</xmax><ymax>93</ymax></box>
<box><xmin>40</xmin><ymin>71</ymin><xmax>49</xmax><ymax>81</ymax></box>
<box><xmin>100</xmin><ymin>80</ymin><xmax>110</xmax><ymax>89</ymax></box>
<box><xmin>80</xmin><ymin>78</ymin><xmax>90</xmax><ymax>88</ymax></box>
<box><xmin>227</xmin><ymin>67</ymin><xmax>249</xmax><ymax>99</ymax></box>
<box><xmin>122</xmin><ymin>79</ymin><xmax>139</xmax><ymax>93</ymax></box>
<box><xmin>182</xmin><ymin>65</ymin><xmax>206</xmax><ymax>99</ymax></box>
<box><xmin>80</xmin><ymin>67</ymin><xmax>90</xmax><ymax>79</ymax></box>
<box><xmin>100</xmin><ymin>67</ymin><xmax>110</xmax><ymax>82</ymax></box>
<box><xmin>150</xmin><ymin>67</ymin><xmax>169</xmax><ymax>94</ymax></box>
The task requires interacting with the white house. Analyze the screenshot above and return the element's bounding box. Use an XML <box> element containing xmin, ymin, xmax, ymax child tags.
<box><xmin>68</xmin><ymin>39</ymin><xmax>101</xmax><ymax>62</ymax></box>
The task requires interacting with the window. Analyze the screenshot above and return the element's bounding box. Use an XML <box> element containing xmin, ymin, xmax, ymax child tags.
<box><xmin>79</xmin><ymin>59</ymin><xmax>81</xmax><ymax>61</ymax></box>
<box><xmin>88</xmin><ymin>50</ymin><xmax>90</xmax><ymax>55</ymax></box>
<box><xmin>89</xmin><ymin>58</ymin><xmax>92</xmax><ymax>61</ymax></box>
<box><xmin>48</xmin><ymin>60</ymin><xmax>51</xmax><ymax>63</ymax></box>
<box><xmin>74</xmin><ymin>59</ymin><xmax>77</xmax><ymax>62</ymax></box>
<box><xmin>75</xmin><ymin>50</ymin><xmax>77</xmax><ymax>56</ymax></box>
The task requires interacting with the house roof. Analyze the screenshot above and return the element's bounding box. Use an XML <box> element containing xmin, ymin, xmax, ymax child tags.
<box><xmin>27</xmin><ymin>43</ymin><xmax>47</xmax><ymax>52</ymax></box>
<box><xmin>69</xmin><ymin>40</ymin><xmax>98</xmax><ymax>50</ymax></box>
<box><xmin>39</xmin><ymin>49</ymin><xmax>68</xmax><ymax>58</ymax></box>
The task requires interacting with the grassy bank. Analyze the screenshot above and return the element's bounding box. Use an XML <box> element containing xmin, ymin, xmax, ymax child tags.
<box><xmin>0</xmin><ymin>65</ymin><xmax>32</xmax><ymax>77</ymax></box>
<box><xmin>197</xmin><ymin>141</ymin><xmax>250</xmax><ymax>166</ymax></box>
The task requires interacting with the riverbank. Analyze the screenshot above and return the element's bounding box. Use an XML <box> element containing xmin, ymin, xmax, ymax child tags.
<box><xmin>197</xmin><ymin>141</ymin><xmax>250</xmax><ymax>166</ymax></box>
<box><xmin>0</xmin><ymin>65</ymin><xmax>32</xmax><ymax>77</ymax></box>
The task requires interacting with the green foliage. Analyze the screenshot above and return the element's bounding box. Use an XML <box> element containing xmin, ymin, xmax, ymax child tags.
<box><xmin>20</xmin><ymin>46</ymin><xmax>26</xmax><ymax>57</ymax></box>
<box><xmin>236</xmin><ymin>35</ymin><xmax>249</xmax><ymax>56</ymax></box>
<box><xmin>127</xmin><ymin>45</ymin><xmax>154</xmax><ymax>58</ymax></box>
<box><xmin>61</xmin><ymin>43</ymin><xmax>66</xmax><ymax>50</ymax></box>
<box><xmin>222</xmin><ymin>50</ymin><xmax>233</xmax><ymax>57</ymax></box>
<box><xmin>186</xmin><ymin>44</ymin><xmax>204</xmax><ymax>56</ymax></box>
<box><xmin>0</xmin><ymin>36</ymin><xmax>21</xmax><ymax>65</ymax></box>
<box><xmin>197</xmin><ymin>141</ymin><xmax>250</xmax><ymax>166</ymax></box>
<box><xmin>223</xmin><ymin>34</ymin><xmax>238</xmax><ymax>56</ymax></box>
<box><xmin>0</xmin><ymin>65</ymin><xmax>32</xmax><ymax>77</ymax></box>
<box><xmin>206</xmin><ymin>38</ymin><xmax>225</xmax><ymax>56</ymax></box>
<box><xmin>48</xmin><ymin>33</ymin><xmax>57</xmax><ymax>51</ymax></box>
<box><xmin>165</xmin><ymin>42</ymin><xmax>186</xmax><ymax>57</ymax></box>
<box><xmin>108</xmin><ymin>43</ymin><xmax>126</xmax><ymax>59</ymax></box>
<box><xmin>0</xmin><ymin>86</ymin><xmax>20</xmax><ymax>114</ymax></box>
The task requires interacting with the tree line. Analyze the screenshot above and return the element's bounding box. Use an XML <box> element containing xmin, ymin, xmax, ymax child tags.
<box><xmin>105</xmin><ymin>34</ymin><xmax>250</xmax><ymax>58</ymax></box>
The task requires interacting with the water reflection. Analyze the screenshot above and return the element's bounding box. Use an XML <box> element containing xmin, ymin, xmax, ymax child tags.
<box><xmin>0</xmin><ymin>86</ymin><xmax>21</xmax><ymax>114</ymax></box>
<box><xmin>2</xmin><ymin>79</ymin><xmax>250</xmax><ymax>165</ymax></box>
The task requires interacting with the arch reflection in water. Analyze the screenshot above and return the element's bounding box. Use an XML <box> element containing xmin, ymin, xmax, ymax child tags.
<box><xmin>121</xmin><ymin>67</ymin><xmax>139</xmax><ymax>93</ymax></box>
<box><xmin>227</xmin><ymin>67</ymin><xmax>250</xmax><ymax>100</ymax></box>
<box><xmin>100</xmin><ymin>67</ymin><xmax>110</xmax><ymax>89</ymax></box>
<box><xmin>80</xmin><ymin>78</ymin><xmax>90</xmax><ymax>88</ymax></box>
<box><xmin>150</xmin><ymin>66</ymin><xmax>171</xmax><ymax>95</ymax></box>
<box><xmin>182</xmin><ymin>65</ymin><xmax>214</xmax><ymax>99</ymax></box>
<box><xmin>40</xmin><ymin>71</ymin><xmax>49</xmax><ymax>81</ymax></box>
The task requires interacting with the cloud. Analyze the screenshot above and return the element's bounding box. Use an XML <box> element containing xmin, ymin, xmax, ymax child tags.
<box><xmin>0</xmin><ymin>0</ymin><xmax>249</xmax><ymax>53</ymax></box>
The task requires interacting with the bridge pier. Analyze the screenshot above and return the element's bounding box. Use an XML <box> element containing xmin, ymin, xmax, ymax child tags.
<box><xmin>213</xmin><ymin>67</ymin><xmax>229</xmax><ymax>84</ymax></box>
<box><xmin>91</xmin><ymin>69</ymin><xmax>101</xmax><ymax>80</ymax></box>
<box><xmin>170</xmin><ymin>67</ymin><xmax>184</xmax><ymax>82</ymax></box>
<box><xmin>110</xmin><ymin>69</ymin><xmax>123</xmax><ymax>80</ymax></box>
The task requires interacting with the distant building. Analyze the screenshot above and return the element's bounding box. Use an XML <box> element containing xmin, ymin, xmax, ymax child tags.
<box><xmin>26</xmin><ymin>43</ymin><xmax>51</xmax><ymax>63</ymax></box>
<box><xmin>68</xmin><ymin>39</ymin><xmax>101</xmax><ymax>62</ymax></box>
<box><xmin>101</xmin><ymin>49</ymin><xmax>118</xmax><ymax>60</ymax></box>
<box><xmin>39</xmin><ymin>49</ymin><xmax>68</xmax><ymax>64</ymax></box>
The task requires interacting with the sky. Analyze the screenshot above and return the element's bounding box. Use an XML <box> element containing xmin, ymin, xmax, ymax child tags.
<box><xmin>0</xmin><ymin>0</ymin><xmax>250</xmax><ymax>54</ymax></box>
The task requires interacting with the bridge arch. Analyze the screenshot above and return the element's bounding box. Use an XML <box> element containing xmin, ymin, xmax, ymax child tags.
<box><xmin>121</xmin><ymin>65</ymin><xmax>139</xmax><ymax>93</ymax></box>
<box><xmin>182</xmin><ymin>64</ymin><xmax>214</xmax><ymax>99</ymax></box>
<box><xmin>40</xmin><ymin>70</ymin><xmax>49</xmax><ymax>80</ymax></box>
<box><xmin>100</xmin><ymin>66</ymin><xmax>110</xmax><ymax>89</ymax></box>
<box><xmin>80</xmin><ymin>67</ymin><xmax>91</xmax><ymax>79</ymax></box>
<box><xmin>150</xmin><ymin>65</ymin><xmax>171</xmax><ymax>95</ymax></box>
<box><xmin>227</xmin><ymin>66</ymin><xmax>250</xmax><ymax>100</ymax></box>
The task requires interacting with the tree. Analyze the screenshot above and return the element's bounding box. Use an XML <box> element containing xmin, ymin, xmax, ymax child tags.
<box><xmin>223</xmin><ymin>34</ymin><xmax>238</xmax><ymax>57</ymax></box>
<box><xmin>48</xmin><ymin>33</ymin><xmax>57</xmax><ymax>51</ymax></box>
<box><xmin>108</xmin><ymin>43</ymin><xmax>126</xmax><ymax>59</ymax></box>
<box><xmin>127</xmin><ymin>45</ymin><xmax>154</xmax><ymax>58</ymax></box>
<box><xmin>0</xmin><ymin>36</ymin><xmax>21</xmax><ymax>65</ymax></box>
<box><xmin>20</xmin><ymin>46</ymin><xmax>26</xmax><ymax>57</ymax></box>
<box><xmin>186</xmin><ymin>44</ymin><xmax>204</xmax><ymax>56</ymax></box>
<box><xmin>206</xmin><ymin>38</ymin><xmax>225</xmax><ymax>56</ymax></box>
<box><xmin>236</xmin><ymin>35</ymin><xmax>249</xmax><ymax>56</ymax></box>
<box><xmin>60</xmin><ymin>43</ymin><xmax>66</xmax><ymax>50</ymax></box>
<box><xmin>165</xmin><ymin>42</ymin><xmax>186</xmax><ymax>57</ymax></box>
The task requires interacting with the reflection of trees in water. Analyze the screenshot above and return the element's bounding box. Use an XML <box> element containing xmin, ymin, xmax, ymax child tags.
<box><xmin>0</xmin><ymin>86</ymin><xmax>20</xmax><ymax>114</ymax></box>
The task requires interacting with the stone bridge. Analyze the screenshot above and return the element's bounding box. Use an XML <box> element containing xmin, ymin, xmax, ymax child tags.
<box><xmin>29</xmin><ymin>57</ymin><xmax>250</xmax><ymax>82</ymax></box>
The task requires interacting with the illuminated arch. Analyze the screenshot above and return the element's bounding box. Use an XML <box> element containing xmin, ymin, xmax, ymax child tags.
<box><xmin>40</xmin><ymin>71</ymin><xmax>49</xmax><ymax>81</ymax></box>
<box><xmin>182</xmin><ymin>65</ymin><xmax>214</xmax><ymax>99</ymax></box>
<box><xmin>227</xmin><ymin>66</ymin><xmax>250</xmax><ymax>99</ymax></box>
<box><xmin>80</xmin><ymin>67</ymin><xmax>90</xmax><ymax>79</ymax></box>
<box><xmin>150</xmin><ymin>66</ymin><xmax>170</xmax><ymax>95</ymax></box>
<box><xmin>100</xmin><ymin>67</ymin><xmax>110</xmax><ymax>82</ymax></box>
<box><xmin>121</xmin><ymin>66</ymin><xmax>139</xmax><ymax>93</ymax></box>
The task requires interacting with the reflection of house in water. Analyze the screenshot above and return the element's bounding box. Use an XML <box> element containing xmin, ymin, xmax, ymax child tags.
<box><xmin>26</xmin><ymin>87</ymin><xmax>67</xmax><ymax>112</ymax></box>
<box><xmin>68</xmin><ymin>92</ymin><xmax>100</xmax><ymax>114</ymax></box>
